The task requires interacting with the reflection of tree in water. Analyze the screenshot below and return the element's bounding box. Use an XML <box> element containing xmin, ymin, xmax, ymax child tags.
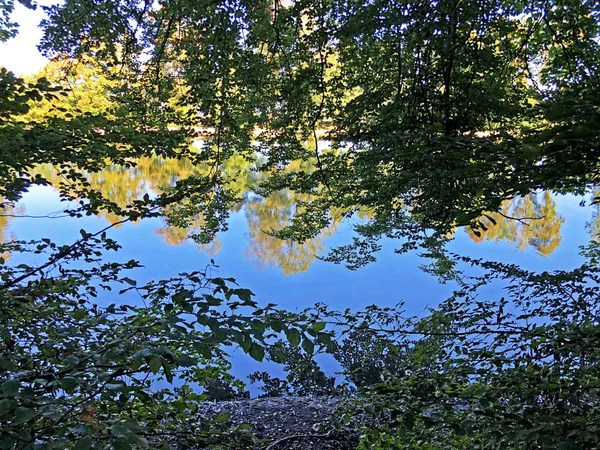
<box><xmin>466</xmin><ymin>191</ymin><xmax>564</xmax><ymax>256</ymax></box>
<box><xmin>34</xmin><ymin>153</ymin><xmax>254</xmax><ymax>242</ymax></box>
<box><xmin>0</xmin><ymin>202</ymin><xmax>24</xmax><ymax>263</ymax></box>
<box><xmin>34</xmin><ymin>151</ymin><xmax>340</xmax><ymax>272</ymax></box>
<box><xmin>155</xmin><ymin>218</ymin><xmax>223</xmax><ymax>255</ymax></box>
<box><xmin>587</xmin><ymin>188</ymin><xmax>600</xmax><ymax>241</ymax></box>
<box><xmin>242</xmin><ymin>153</ymin><xmax>343</xmax><ymax>275</ymax></box>
<box><xmin>244</xmin><ymin>188</ymin><xmax>339</xmax><ymax>275</ymax></box>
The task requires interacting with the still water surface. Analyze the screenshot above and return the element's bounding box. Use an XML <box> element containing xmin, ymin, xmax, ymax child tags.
<box><xmin>2</xmin><ymin>157</ymin><xmax>597</xmax><ymax>383</ymax></box>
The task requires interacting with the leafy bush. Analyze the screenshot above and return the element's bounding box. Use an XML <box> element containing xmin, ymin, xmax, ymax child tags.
<box><xmin>203</xmin><ymin>376</ymin><xmax>249</xmax><ymax>402</ymax></box>
<box><xmin>249</xmin><ymin>340</ymin><xmax>337</xmax><ymax>397</ymax></box>
<box><xmin>333</xmin><ymin>328</ymin><xmax>407</xmax><ymax>389</ymax></box>
<box><xmin>343</xmin><ymin>251</ymin><xmax>600</xmax><ymax>448</ymax></box>
<box><xmin>0</xmin><ymin>233</ymin><xmax>324</xmax><ymax>448</ymax></box>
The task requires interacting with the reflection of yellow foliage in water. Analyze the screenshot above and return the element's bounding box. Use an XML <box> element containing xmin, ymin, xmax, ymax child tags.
<box><xmin>33</xmin><ymin>153</ymin><xmax>254</xmax><ymax>246</ymax></box>
<box><xmin>0</xmin><ymin>214</ymin><xmax>11</xmax><ymax>263</ymax></box>
<box><xmin>198</xmin><ymin>238</ymin><xmax>224</xmax><ymax>256</ymax></box>
<box><xmin>156</xmin><ymin>224</ymin><xmax>190</xmax><ymax>246</ymax></box>
<box><xmin>466</xmin><ymin>191</ymin><xmax>564</xmax><ymax>256</ymax></box>
<box><xmin>587</xmin><ymin>188</ymin><xmax>600</xmax><ymax>242</ymax></box>
<box><xmin>243</xmin><ymin>154</ymin><xmax>341</xmax><ymax>275</ymax></box>
<box><xmin>32</xmin><ymin>147</ymin><xmax>340</xmax><ymax>270</ymax></box>
<box><xmin>244</xmin><ymin>188</ymin><xmax>339</xmax><ymax>275</ymax></box>
<box><xmin>0</xmin><ymin>202</ymin><xmax>24</xmax><ymax>263</ymax></box>
<box><xmin>155</xmin><ymin>225</ymin><xmax>223</xmax><ymax>254</ymax></box>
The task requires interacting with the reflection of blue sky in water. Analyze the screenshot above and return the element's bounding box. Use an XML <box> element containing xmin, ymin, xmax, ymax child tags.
<box><xmin>0</xmin><ymin>6</ymin><xmax>597</xmax><ymax>394</ymax></box>
<box><xmin>5</xmin><ymin>186</ymin><xmax>592</xmax><ymax>313</ymax></box>
<box><xmin>2</xmin><ymin>185</ymin><xmax>594</xmax><ymax>385</ymax></box>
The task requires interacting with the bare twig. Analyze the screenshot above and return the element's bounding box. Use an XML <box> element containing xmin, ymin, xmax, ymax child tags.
<box><xmin>265</xmin><ymin>429</ymin><xmax>336</xmax><ymax>450</ymax></box>
<box><xmin>497</xmin><ymin>210</ymin><xmax>544</xmax><ymax>224</ymax></box>
<box><xmin>0</xmin><ymin>213</ymin><xmax>70</xmax><ymax>219</ymax></box>
<box><xmin>0</xmin><ymin>217</ymin><xmax>132</xmax><ymax>291</ymax></box>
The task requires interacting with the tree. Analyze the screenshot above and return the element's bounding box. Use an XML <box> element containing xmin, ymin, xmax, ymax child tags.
<box><xmin>2</xmin><ymin>1</ymin><xmax>600</xmax><ymax>448</ymax></box>
<box><xmin>22</xmin><ymin>57</ymin><xmax>116</xmax><ymax>122</ymax></box>
<box><xmin>0</xmin><ymin>9</ymin><xmax>331</xmax><ymax>449</ymax></box>
<box><xmin>12</xmin><ymin>0</ymin><xmax>593</xmax><ymax>267</ymax></box>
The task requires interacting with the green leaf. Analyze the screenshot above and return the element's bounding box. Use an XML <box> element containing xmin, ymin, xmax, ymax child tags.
<box><xmin>123</xmin><ymin>418</ymin><xmax>143</xmax><ymax>432</ymax></box>
<box><xmin>311</xmin><ymin>322</ymin><xmax>326</xmax><ymax>332</ymax></box>
<box><xmin>250</xmin><ymin>320</ymin><xmax>266</xmax><ymax>335</ymax></box>
<box><xmin>1</xmin><ymin>379</ymin><xmax>20</xmax><ymax>396</ymax></box>
<box><xmin>59</xmin><ymin>376</ymin><xmax>79</xmax><ymax>394</ymax></box>
<box><xmin>121</xmin><ymin>277</ymin><xmax>136</xmax><ymax>286</ymax></box>
<box><xmin>176</xmin><ymin>355</ymin><xmax>197</xmax><ymax>367</ymax></box>
<box><xmin>132</xmin><ymin>348</ymin><xmax>152</xmax><ymax>359</ymax></box>
<box><xmin>216</xmin><ymin>413</ymin><xmax>231</xmax><ymax>423</ymax></box>
<box><xmin>112</xmin><ymin>438</ymin><xmax>131</xmax><ymax>450</ymax></box>
<box><xmin>193</xmin><ymin>342</ymin><xmax>212</xmax><ymax>359</ymax></box>
<box><xmin>163</xmin><ymin>364</ymin><xmax>173</xmax><ymax>383</ymax></box>
<box><xmin>270</xmin><ymin>319</ymin><xmax>283</xmax><ymax>333</ymax></box>
<box><xmin>149</xmin><ymin>356</ymin><xmax>162</xmax><ymax>374</ymax></box>
<box><xmin>14</xmin><ymin>406</ymin><xmax>35</xmax><ymax>424</ymax></box>
<box><xmin>110</xmin><ymin>424</ymin><xmax>131</xmax><ymax>438</ymax></box>
<box><xmin>235</xmin><ymin>288</ymin><xmax>254</xmax><ymax>302</ymax></box>
<box><xmin>286</xmin><ymin>328</ymin><xmax>301</xmax><ymax>347</ymax></box>
<box><xmin>302</xmin><ymin>338</ymin><xmax>314</xmax><ymax>355</ymax></box>
<box><xmin>317</xmin><ymin>333</ymin><xmax>332</xmax><ymax>346</ymax></box>
<box><xmin>74</xmin><ymin>437</ymin><xmax>91</xmax><ymax>450</ymax></box>
<box><xmin>0</xmin><ymin>399</ymin><xmax>13</xmax><ymax>414</ymax></box>
<box><xmin>248</xmin><ymin>343</ymin><xmax>265</xmax><ymax>362</ymax></box>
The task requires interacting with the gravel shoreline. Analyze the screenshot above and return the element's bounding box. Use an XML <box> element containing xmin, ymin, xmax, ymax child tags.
<box><xmin>195</xmin><ymin>397</ymin><xmax>361</xmax><ymax>449</ymax></box>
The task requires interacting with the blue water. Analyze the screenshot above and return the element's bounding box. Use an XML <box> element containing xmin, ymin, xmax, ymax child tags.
<box><xmin>5</xmin><ymin>185</ymin><xmax>595</xmax><ymax>386</ymax></box>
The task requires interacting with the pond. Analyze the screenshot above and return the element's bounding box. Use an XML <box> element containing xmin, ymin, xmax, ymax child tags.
<box><xmin>2</xmin><ymin>155</ymin><xmax>597</xmax><ymax>384</ymax></box>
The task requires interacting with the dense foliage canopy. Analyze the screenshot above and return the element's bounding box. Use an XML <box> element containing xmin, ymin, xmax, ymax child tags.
<box><xmin>1</xmin><ymin>0</ymin><xmax>600</xmax><ymax>448</ymax></box>
<box><xmin>35</xmin><ymin>0</ymin><xmax>600</xmax><ymax>256</ymax></box>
